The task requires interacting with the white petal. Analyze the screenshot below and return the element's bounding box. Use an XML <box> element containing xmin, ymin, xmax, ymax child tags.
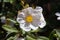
<box><xmin>55</xmin><ymin>12</ymin><xmax>60</xmax><ymax>16</ymax></box>
<box><xmin>31</xmin><ymin>7</ymin><xmax>43</xmax><ymax>17</ymax></box>
<box><xmin>40</xmin><ymin>13</ymin><xmax>45</xmax><ymax>20</ymax></box>
<box><xmin>29</xmin><ymin>24</ymin><xmax>38</xmax><ymax>30</ymax></box>
<box><xmin>20</xmin><ymin>23</ymin><xmax>31</xmax><ymax>32</ymax></box>
<box><xmin>31</xmin><ymin>16</ymin><xmax>40</xmax><ymax>27</ymax></box>
<box><xmin>57</xmin><ymin>17</ymin><xmax>60</xmax><ymax>20</ymax></box>
<box><xmin>17</xmin><ymin>12</ymin><xmax>25</xmax><ymax>23</ymax></box>
<box><xmin>18</xmin><ymin>12</ymin><xmax>25</xmax><ymax>18</ymax></box>
<box><xmin>1</xmin><ymin>16</ymin><xmax>6</xmax><ymax>23</ymax></box>
<box><xmin>17</xmin><ymin>38</ymin><xmax>25</xmax><ymax>40</ymax></box>
<box><xmin>39</xmin><ymin>13</ymin><xmax>46</xmax><ymax>28</ymax></box>
<box><xmin>38</xmin><ymin>20</ymin><xmax>46</xmax><ymax>28</ymax></box>
<box><xmin>32</xmin><ymin>7</ymin><xmax>46</xmax><ymax>28</ymax></box>
<box><xmin>34</xmin><ymin>6</ymin><xmax>43</xmax><ymax>13</ymax></box>
<box><xmin>17</xmin><ymin>18</ymin><xmax>25</xmax><ymax>23</ymax></box>
<box><xmin>22</xmin><ymin>7</ymin><xmax>33</xmax><ymax>14</ymax></box>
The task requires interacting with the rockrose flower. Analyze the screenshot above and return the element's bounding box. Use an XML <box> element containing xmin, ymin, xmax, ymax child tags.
<box><xmin>17</xmin><ymin>6</ymin><xmax>46</xmax><ymax>32</ymax></box>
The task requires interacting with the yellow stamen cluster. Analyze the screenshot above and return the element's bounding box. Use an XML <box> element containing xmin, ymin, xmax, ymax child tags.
<box><xmin>25</xmin><ymin>15</ymin><xmax>33</xmax><ymax>23</ymax></box>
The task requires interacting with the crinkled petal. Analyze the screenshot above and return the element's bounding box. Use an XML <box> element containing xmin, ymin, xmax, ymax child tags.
<box><xmin>22</xmin><ymin>7</ymin><xmax>33</xmax><ymax>16</ymax></box>
<box><xmin>32</xmin><ymin>16</ymin><xmax>39</xmax><ymax>27</ymax></box>
<box><xmin>17</xmin><ymin>18</ymin><xmax>25</xmax><ymax>23</ymax></box>
<box><xmin>20</xmin><ymin>23</ymin><xmax>31</xmax><ymax>32</ymax></box>
<box><xmin>31</xmin><ymin>15</ymin><xmax>39</xmax><ymax>30</ymax></box>
<box><xmin>31</xmin><ymin>6</ymin><xmax>46</xmax><ymax>28</ymax></box>
<box><xmin>57</xmin><ymin>17</ymin><xmax>60</xmax><ymax>20</ymax></box>
<box><xmin>38</xmin><ymin>20</ymin><xmax>46</xmax><ymax>28</ymax></box>
<box><xmin>17</xmin><ymin>12</ymin><xmax>25</xmax><ymax>18</ymax></box>
<box><xmin>34</xmin><ymin>6</ymin><xmax>43</xmax><ymax>13</ymax></box>
<box><xmin>31</xmin><ymin>7</ymin><xmax>43</xmax><ymax>17</ymax></box>
<box><xmin>22</xmin><ymin>7</ymin><xmax>33</xmax><ymax>13</ymax></box>
<box><xmin>17</xmin><ymin>12</ymin><xmax>25</xmax><ymax>23</ymax></box>
<box><xmin>55</xmin><ymin>12</ymin><xmax>60</xmax><ymax>16</ymax></box>
<box><xmin>38</xmin><ymin>13</ymin><xmax>46</xmax><ymax>28</ymax></box>
<box><xmin>29</xmin><ymin>24</ymin><xmax>38</xmax><ymax>30</ymax></box>
<box><xmin>25</xmin><ymin>22</ymin><xmax>30</xmax><ymax>27</ymax></box>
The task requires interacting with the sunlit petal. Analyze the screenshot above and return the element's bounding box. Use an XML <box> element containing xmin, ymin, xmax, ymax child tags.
<box><xmin>1</xmin><ymin>16</ymin><xmax>6</xmax><ymax>23</ymax></box>
<box><xmin>35</xmin><ymin>6</ymin><xmax>43</xmax><ymax>13</ymax></box>
<box><xmin>22</xmin><ymin>7</ymin><xmax>33</xmax><ymax>14</ymax></box>
<box><xmin>29</xmin><ymin>24</ymin><xmax>38</xmax><ymax>30</ymax></box>
<box><xmin>18</xmin><ymin>12</ymin><xmax>25</xmax><ymax>18</ymax></box>
<box><xmin>17</xmin><ymin>18</ymin><xmax>25</xmax><ymax>23</ymax></box>
<box><xmin>38</xmin><ymin>20</ymin><xmax>46</xmax><ymax>28</ymax></box>
<box><xmin>33</xmin><ymin>7</ymin><xmax>46</xmax><ymax>28</ymax></box>
<box><xmin>20</xmin><ymin>23</ymin><xmax>31</xmax><ymax>32</ymax></box>
<box><xmin>57</xmin><ymin>17</ymin><xmax>60</xmax><ymax>20</ymax></box>
<box><xmin>55</xmin><ymin>12</ymin><xmax>60</xmax><ymax>16</ymax></box>
<box><xmin>32</xmin><ymin>16</ymin><xmax>40</xmax><ymax>27</ymax></box>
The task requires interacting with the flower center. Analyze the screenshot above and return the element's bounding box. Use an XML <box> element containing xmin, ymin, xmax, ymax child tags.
<box><xmin>25</xmin><ymin>15</ymin><xmax>33</xmax><ymax>23</ymax></box>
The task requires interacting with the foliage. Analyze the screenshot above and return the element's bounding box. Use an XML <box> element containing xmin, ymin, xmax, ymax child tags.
<box><xmin>0</xmin><ymin>0</ymin><xmax>60</xmax><ymax>40</ymax></box>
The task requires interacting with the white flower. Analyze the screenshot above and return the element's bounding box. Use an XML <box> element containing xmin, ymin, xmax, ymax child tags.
<box><xmin>55</xmin><ymin>12</ymin><xmax>60</xmax><ymax>20</ymax></box>
<box><xmin>1</xmin><ymin>16</ymin><xmax>6</xmax><ymax>23</ymax></box>
<box><xmin>17</xmin><ymin>6</ymin><xmax>46</xmax><ymax>32</ymax></box>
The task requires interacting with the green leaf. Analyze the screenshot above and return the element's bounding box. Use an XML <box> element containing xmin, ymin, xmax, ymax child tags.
<box><xmin>49</xmin><ymin>29</ymin><xmax>56</xmax><ymax>40</ymax></box>
<box><xmin>56</xmin><ymin>29</ymin><xmax>60</xmax><ymax>38</ymax></box>
<box><xmin>10</xmin><ymin>0</ymin><xmax>15</xmax><ymax>3</ymax></box>
<box><xmin>26</xmin><ymin>35</ymin><xmax>36</xmax><ymax>40</ymax></box>
<box><xmin>3</xmin><ymin>0</ymin><xmax>15</xmax><ymax>3</ymax></box>
<box><xmin>0</xmin><ymin>13</ymin><xmax>2</xmax><ymax>16</ymax></box>
<box><xmin>22</xmin><ymin>30</ymin><xmax>26</xmax><ymax>35</ymax></box>
<box><xmin>3</xmin><ymin>0</ymin><xmax>10</xmax><ymax>2</ymax></box>
<box><xmin>7</xmin><ymin>34</ymin><xmax>20</xmax><ymax>40</ymax></box>
<box><xmin>7</xmin><ymin>37</ymin><xmax>15</xmax><ymax>40</ymax></box>
<box><xmin>31</xmin><ymin>28</ymin><xmax>41</xmax><ymax>32</ymax></box>
<box><xmin>7</xmin><ymin>35</ymin><xmax>17</xmax><ymax>40</ymax></box>
<box><xmin>7</xmin><ymin>18</ymin><xmax>17</xmax><ymax>23</ymax></box>
<box><xmin>37</xmin><ymin>36</ymin><xmax>49</xmax><ymax>40</ymax></box>
<box><xmin>2</xmin><ymin>24</ymin><xmax>18</xmax><ymax>33</ymax></box>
